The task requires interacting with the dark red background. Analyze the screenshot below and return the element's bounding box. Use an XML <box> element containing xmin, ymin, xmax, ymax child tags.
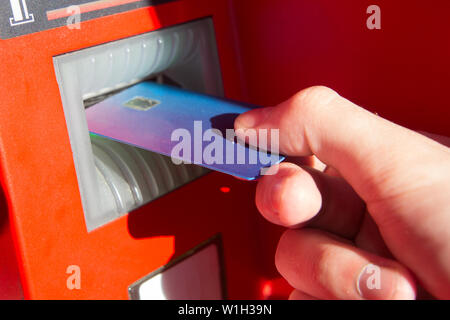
<box><xmin>232</xmin><ymin>0</ymin><xmax>450</xmax><ymax>135</ymax></box>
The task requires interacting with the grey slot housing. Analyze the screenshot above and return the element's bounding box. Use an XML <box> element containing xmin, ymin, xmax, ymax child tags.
<box><xmin>54</xmin><ymin>19</ymin><xmax>223</xmax><ymax>230</ymax></box>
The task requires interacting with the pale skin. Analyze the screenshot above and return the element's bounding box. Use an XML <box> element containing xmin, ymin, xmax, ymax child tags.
<box><xmin>234</xmin><ymin>86</ymin><xmax>450</xmax><ymax>300</ymax></box>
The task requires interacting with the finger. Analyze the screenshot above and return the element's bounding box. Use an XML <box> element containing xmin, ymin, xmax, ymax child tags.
<box><xmin>323</xmin><ymin>165</ymin><xmax>341</xmax><ymax>178</ymax></box>
<box><xmin>418</xmin><ymin>131</ymin><xmax>450</xmax><ymax>148</ymax></box>
<box><xmin>285</xmin><ymin>155</ymin><xmax>328</xmax><ymax>172</ymax></box>
<box><xmin>276</xmin><ymin>228</ymin><xmax>416</xmax><ymax>300</ymax></box>
<box><xmin>286</xmin><ymin>153</ymin><xmax>339</xmax><ymax>177</ymax></box>
<box><xmin>235</xmin><ymin>86</ymin><xmax>448</xmax><ymax>205</ymax></box>
<box><xmin>289</xmin><ymin>289</ymin><xmax>318</xmax><ymax>300</ymax></box>
<box><xmin>354</xmin><ymin>213</ymin><xmax>393</xmax><ymax>258</ymax></box>
<box><xmin>256</xmin><ymin>162</ymin><xmax>365</xmax><ymax>239</ymax></box>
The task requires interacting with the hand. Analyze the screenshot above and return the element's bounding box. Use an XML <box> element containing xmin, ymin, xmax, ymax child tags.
<box><xmin>234</xmin><ymin>86</ymin><xmax>450</xmax><ymax>300</ymax></box>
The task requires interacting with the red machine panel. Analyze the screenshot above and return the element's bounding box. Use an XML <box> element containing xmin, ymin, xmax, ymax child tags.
<box><xmin>1</xmin><ymin>0</ymin><xmax>447</xmax><ymax>300</ymax></box>
<box><xmin>0</xmin><ymin>0</ymin><xmax>285</xmax><ymax>299</ymax></box>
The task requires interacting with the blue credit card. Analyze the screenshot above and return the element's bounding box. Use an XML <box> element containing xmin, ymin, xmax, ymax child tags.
<box><xmin>86</xmin><ymin>82</ymin><xmax>285</xmax><ymax>180</ymax></box>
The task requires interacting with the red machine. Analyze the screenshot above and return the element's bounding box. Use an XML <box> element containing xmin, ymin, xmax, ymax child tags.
<box><xmin>0</xmin><ymin>0</ymin><xmax>449</xmax><ymax>300</ymax></box>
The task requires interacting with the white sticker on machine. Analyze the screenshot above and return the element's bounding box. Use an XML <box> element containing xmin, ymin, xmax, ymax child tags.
<box><xmin>128</xmin><ymin>235</ymin><xmax>227</xmax><ymax>300</ymax></box>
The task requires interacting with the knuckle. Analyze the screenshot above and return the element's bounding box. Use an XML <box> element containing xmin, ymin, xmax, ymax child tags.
<box><xmin>289</xmin><ymin>86</ymin><xmax>338</xmax><ymax>116</ymax></box>
<box><xmin>310</xmin><ymin>244</ymin><xmax>336</xmax><ymax>294</ymax></box>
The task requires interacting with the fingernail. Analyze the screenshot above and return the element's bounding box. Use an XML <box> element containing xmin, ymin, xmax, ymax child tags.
<box><xmin>391</xmin><ymin>275</ymin><xmax>416</xmax><ymax>300</ymax></box>
<box><xmin>235</xmin><ymin>107</ymin><xmax>273</xmax><ymax>129</ymax></box>
<box><xmin>235</xmin><ymin>110</ymin><xmax>261</xmax><ymax>129</ymax></box>
<box><xmin>357</xmin><ymin>264</ymin><xmax>416</xmax><ymax>300</ymax></box>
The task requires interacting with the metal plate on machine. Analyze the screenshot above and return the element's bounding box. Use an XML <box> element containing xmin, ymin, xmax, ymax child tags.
<box><xmin>0</xmin><ymin>0</ymin><xmax>177</xmax><ymax>39</ymax></box>
<box><xmin>128</xmin><ymin>235</ymin><xmax>227</xmax><ymax>300</ymax></box>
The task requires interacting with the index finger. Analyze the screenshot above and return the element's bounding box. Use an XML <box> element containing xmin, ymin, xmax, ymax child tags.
<box><xmin>234</xmin><ymin>86</ymin><xmax>448</xmax><ymax>203</ymax></box>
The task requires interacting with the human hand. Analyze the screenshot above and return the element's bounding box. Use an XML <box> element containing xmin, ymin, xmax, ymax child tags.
<box><xmin>234</xmin><ymin>86</ymin><xmax>450</xmax><ymax>300</ymax></box>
